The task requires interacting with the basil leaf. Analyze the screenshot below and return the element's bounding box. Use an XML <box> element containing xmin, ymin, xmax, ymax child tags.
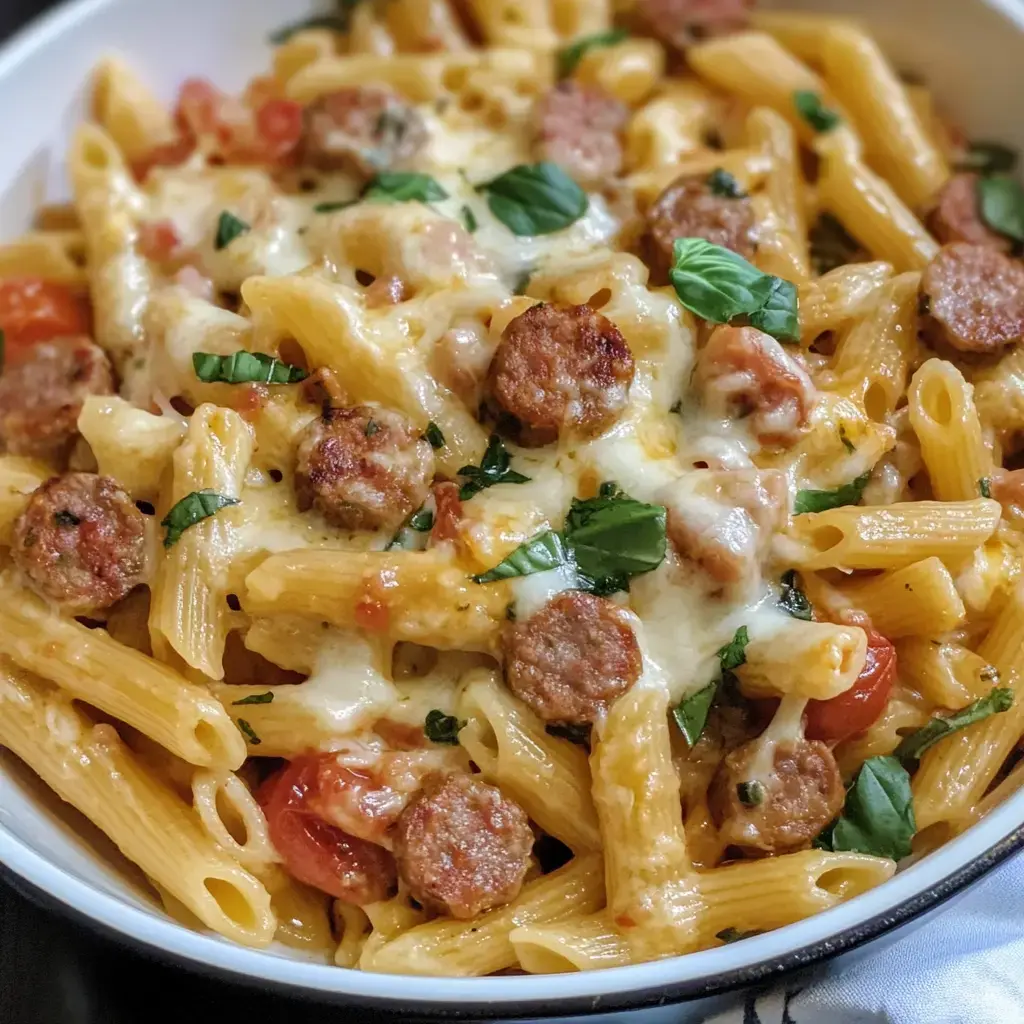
<box><xmin>793</xmin><ymin>90</ymin><xmax>842</xmax><ymax>133</ymax></box>
<box><xmin>779</xmin><ymin>570</ymin><xmax>813</xmax><ymax>621</ymax></box>
<box><xmin>478</xmin><ymin>163</ymin><xmax>588</xmax><ymax>237</ymax></box>
<box><xmin>977</xmin><ymin>176</ymin><xmax>1024</xmax><ymax>242</ymax></box>
<box><xmin>214</xmin><ymin>211</ymin><xmax>250</xmax><ymax>250</ymax></box>
<box><xmin>716</xmin><ymin>928</ymin><xmax>763</xmax><ymax>943</ymax></box>
<box><xmin>794</xmin><ymin>471</ymin><xmax>870</xmax><ymax>515</ymax></box>
<box><xmin>513</xmin><ymin>267</ymin><xmax>534</xmax><ymax>295</ymax></box>
<box><xmin>232</xmin><ymin>692</ymin><xmax>274</xmax><ymax>706</ymax></box>
<box><xmin>956</xmin><ymin>142</ymin><xmax>1018</xmax><ymax>176</ymax></box>
<box><xmin>545</xmin><ymin>722</ymin><xmax>591</xmax><ymax>747</ymax></box>
<box><xmin>818</xmin><ymin>756</ymin><xmax>915</xmax><ymax>860</ymax></box>
<box><xmin>839</xmin><ymin>424</ymin><xmax>856</xmax><ymax>453</ymax></box>
<box><xmin>980</xmin><ymin>477</ymin><xmax>992</xmax><ymax>498</ymax></box>
<box><xmin>364</xmin><ymin>172</ymin><xmax>448</xmax><ymax>204</ymax></box>
<box><xmin>672</xmin><ymin>681</ymin><xmax>717</xmax><ymax>747</ymax></box>
<box><xmin>472</xmin><ymin>530</ymin><xmax>567</xmax><ymax>584</ymax></box>
<box><xmin>717</xmin><ymin>625</ymin><xmax>750</xmax><ymax>672</ymax></box>
<box><xmin>313</xmin><ymin>200</ymin><xmax>357</xmax><ymax>214</ymax></box>
<box><xmin>707</xmin><ymin>168</ymin><xmax>747</xmax><ymax>199</ymax></box>
<box><xmin>669</xmin><ymin>238</ymin><xmax>799</xmax><ymax>343</ymax></box>
<box><xmin>424</xmin><ymin>709</ymin><xmax>464</xmax><ymax>745</ymax></box>
<box><xmin>237</xmin><ymin>719</ymin><xmax>262</xmax><ymax>746</ymax></box>
<box><xmin>54</xmin><ymin>510</ymin><xmax>81</xmax><ymax>528</ymax></box>
<box><xmin>364</xmin><ymin>419</ymin><xmax>380</xmax><ymax>438</ymax></box>
<box><xmin>737</xmin><ymin>781</ymin><xmax>765</xmax><ymax>806</ymax></box>
<box><xmin>894</xmin><ymin>688</ymin><xmax>1014</xmax><ymax>767</ymax></box>
<box><xmin>408</xmin><ymin>509</ymin><xmax>435</xmax><ymax>532</ymax></box>
<box><xmin>422</xmin><ymin>422</ymin><xmax>446</xmax><ymax>449</ymax></box>
<box><xmin>575</xmin><ymin>569</ymin><xmax>631</xmax><ymax>598</ymax></box>
<box><xmin>564</xmin><ymin>492</ymin><xmax>667</xmax><ymax>580</ymax></box>
<box><xmin>810</xmin><ymin>213</ymin><xmax>863</xmax><ymax>276</ymax></box>
<box><xmin>460</xmin><ymin>205</ymin><xmax>478</xmax><ymax>234</ymax></box>
<box><xmin>558</xmin><ymin>28</ymin><xmax>628</xmax><ymax>77</ymax></box>
<box><xmin>458</xmin><ymin>435</ymin><xmax>531</xmax><ymax>500</ymax></box>
<box><xmin>746</xmin><ymin>276</ymin><xmax>800</xmax><ymax>342</ymax></box>
<box><xmin>192</xmin><ymin>351</ymin><xmax>308</xmax><ymax>385</ymax></box>
<box><xmin>161</xmin><ymin>490</ymin><xmax>240</xmax><ymax>548</ymax></box>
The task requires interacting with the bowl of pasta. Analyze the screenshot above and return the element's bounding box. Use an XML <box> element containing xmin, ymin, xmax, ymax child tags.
<box><xmin>2</xmin><ymin>0</ymin><xmax>1024</xmax><ymax>1015</ymax></box>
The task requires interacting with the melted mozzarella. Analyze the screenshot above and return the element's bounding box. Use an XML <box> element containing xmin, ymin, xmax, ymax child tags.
<box><xmin>510</xmin><ymin>562</ymin><xmax>580</xmax><ymax>619</ymax></box>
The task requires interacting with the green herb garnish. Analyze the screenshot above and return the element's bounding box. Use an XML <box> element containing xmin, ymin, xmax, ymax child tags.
<box><xmin>161</xmin><ymin>490</ymin><xmax>240</xmax><ymax>548</ymax></box>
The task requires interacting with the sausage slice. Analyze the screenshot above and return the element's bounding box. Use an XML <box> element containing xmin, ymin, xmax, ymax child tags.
<box><xmin>920</xmin><ymin>242</ymin><xmax>1024</xmax><ymax>354</ymax></box>
<box><xmin>0</xmin><ymin>336</ymin><xmax>114</xmax><ymax>462</ymax></box>
<box><xmin>637</xmin><ymin>0</ymin><xmax>754</xmax><ymax>49</ymax></box>
<box><xmin>534</xmin><ymin>82</ymin><xmax>629</xmax><ymax>187</ymax></box>
<box><xmin>302</xmin><ymin>86</ymin><xmax>428</xmax><ymax>177</ymax></box>
<box><xmin>12</xmin><ymin>473</ymin><xmax>148</xmax><ymax>613</ymax></box>
<box><xmin>709</xmin><ymin>737</ymin><xmax>845</xmax><ymax>855</ymax></box>
<box><xmin>393</xmin><ymin>772</ymin><xmax>534</xmax><ymax>919</ymax></box>
<box><xmin>926</xmin><ymin>173</ymin><xmax>1012</xmax><ymax>252</ymax></box>
<box><xmin>487</xmin><ymin>302</ymin><xmax>635</xmax><ymax>447</ymax></box>
<box><xmin>502</xmin><ymin>591</ymin><xmax>643</xmax><ymax>724</ymax></box>
<box><xmin>645</xmin><ymin>173</ymin><xmax>756</xmax><ymax>281</ymax></box>
<box><xmin>294</xmin><ymin>405</ymin><xmax>434</xmax><ymax>532</ymax></box>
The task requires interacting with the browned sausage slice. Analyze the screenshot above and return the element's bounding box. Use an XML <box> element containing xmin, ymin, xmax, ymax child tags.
<box><xmin>637</xmin><ymin>0</ymin><xmax>754</xmax><ymax>48</ymax></box>
<box><xmin>487</xmin><ymin>303</ymin><xmax>635</xmax><ymax>447</ymax></box>
<box><xmin>709</xmin><ymin>737</ymin><xmax>845</xmax><ymax>855</ymax></box>
<box><xmin>0</xmin><ymin>336</ymin><xmax>114</xmax><ymax>462</ymax></box>
<box><xmin>502</xmin><ymin>591</ymin><xmax>643</xmax><ymax>724</ymax></box>
<box><xmin>393</xmin><ymin>772</ymin><xmax>534</xmax><ymax>919</ymax></box>
<box><xmin>534</xmin><ymin>82</ymin><xmax>629</xmax><ymax>187</ymax></box>
<box><xmin>920</xmin><ymin>242</ymin><xmax>1024</xmax><ymax>354</ymax></box>
<box><xmin>294</xmin><ymin>405</ymin><xmax>435</xmax><ymax>532</ymax></box>
<box><xmin>645</xmin><ymin>173</ymin><xmax>756</xmax><ymax>281</ymax></box>
<box><xmin>926</xmin><ymin>173</ymin><xmax>1012</xmax><ymax>252</ymax></box>
<box><xmin>694</xmin><ymin>326</ymin><xmax>816</xmax><ymax>447</ymax></box>
<box><xmin>302</xmin><ymin>86</ymin><xmax>428</xmax><ymax>177</ymax></box>
<box><xmin>12</xmin><ymin>473</ymin><xmax>148</xmax><ymax>613</ymax></box>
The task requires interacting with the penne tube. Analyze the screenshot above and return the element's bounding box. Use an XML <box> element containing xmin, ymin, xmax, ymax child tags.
<box><xmin>798</xmin><ymin>261</ymin><xmax>893</xmax><ymax>346</ymax></box>
<box><xmin>573</xmin><ymin>38</ymin><xmax>665</xmax><ymax>106</ymax></box>
<box><xmin>787</xmin><ymin>499</ymin><xmax>1001</xmax><ymax>572</ymax></box>
<box><xmin>897</xmin><ymin>638</ymin><xmax>999</xmax><ymax>710</ymax></box>
<box><xmin>0</xmin><ymin>572</ymin><xmax>245</xmax><ymax>768</ymax></box>
<box><xmin>0</xmin><ymin>231</ymin><xmax>88</xmax><ymax>291</ymax></box>
<box><xmin>0</xmin><ymin>456</ymin><xmax>51</xmax><ymax>546</ymax></box>
<box><xmin>0</xmin><ymin>663</ymin><xmax>273</xmax><ymax>946</ymax></box>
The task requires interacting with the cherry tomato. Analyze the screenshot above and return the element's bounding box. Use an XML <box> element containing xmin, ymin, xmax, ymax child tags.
<box><xmin>805</xmin><ymin>629</ymin><xmax>896</xmax><ymax>744</ymax></box>
<box><xmin>175</xmin><ymin>78</ymin><xmax>224</xmax><ymax>138</ymax></box>
<box><xmin>137</xmin><ymin>220</ymin><xmax>182</xmax><ymax>263</ymax></box>
<box><xmin>257</xmin><ymin>756</ymin><xmax>396</xmax><ymax>903</ymax></box>
<box><xmin>255</xmin><ymin>99</ymin><xmax>304</xmax><ymax>162</ymax></box>
<box><xmin>0</xmin><ymin>278</ymin><xmax>91</xmax><ymax>355</ymax></box>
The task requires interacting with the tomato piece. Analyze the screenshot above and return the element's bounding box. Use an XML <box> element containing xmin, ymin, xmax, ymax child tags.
<box><xmin>0</xmin><ymin>278</ymin><xmax>91</xmax><ymax>355</ymax></box>
<box><xmin>430</xmin><ymin>481</ymin><xmax>464</xmax><ymax>546</ymax></box>
<box><xmin>805</xmin><ymin>629</ymin><xmax>896</xmax><ymax>744</ymax></box>
<box><xmin>257</xmin><ymin>756</ymin><xmax>397</xmax><ymax>904</ymax></box>
<box><xmin>256</xmin><ymin>98</ymin><xmax>305</xmax><ymax>162</ymax></box>
<box><xmin>137</xmin><ymin>219</ymin><xmax>182</xmax><ymax>263</ymax></box>
<box><xmin>132</xmin><ymin>135</ymin><xmax>197</xmax><ymax>181</ymax></box>
<box><xmin>175</xmin><ymin>78</ymin><xmax>224</xmax><ymax>138</ymax></box>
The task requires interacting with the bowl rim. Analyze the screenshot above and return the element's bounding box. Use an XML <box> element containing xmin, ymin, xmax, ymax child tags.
<box><xmin>2</xmin><ymin>0</ymin><xmax>1024</xmax><ymax>1014</ymax></box>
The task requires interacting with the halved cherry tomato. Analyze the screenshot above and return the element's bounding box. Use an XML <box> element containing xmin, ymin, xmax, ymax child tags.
<box><xmin>805</xmin><ymin>629</ymin><xmax>896</xmax><ymax>744</ymax></box>
<box><xmin>0</xmin><ymin>278</ymin><xmax>91</xmax><ymax>356</ymax></box>
<box><xmin>257</xmin><ymin>756</ymin><xmax>396</xmax><ymax>904</ymax></box>
<box><xmin>255</xmin><ymin>99</ymin><xmax>304</xmax><ymax>162</ymax></box>
<box><xmin>137</xmin><ymin>219</ymin><xmax>182</xmax><ymax>263</ymax></box>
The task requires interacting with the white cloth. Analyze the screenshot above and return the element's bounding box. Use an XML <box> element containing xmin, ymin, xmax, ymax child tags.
<box><xmin>531</xmin><ymin>856</ymin><xmax>1024</xmax><ymax>1024</ymax></box>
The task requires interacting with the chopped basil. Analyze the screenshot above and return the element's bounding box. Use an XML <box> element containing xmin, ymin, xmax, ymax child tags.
<box><xmin>977</xmin><ymin>176</ymin><xmax>1024</xmax><ymax>242</ymax></box>
<box><xmin>669</xmin><ymin>238</ymin><xmax>799</xmax><ymax>343</ymax></box>
<box><xmin>237</xmin><ymin>719</ymin><xmax>262</xmax><ymax>746</ymax></box>
<box><xmin>192</xmin><ymin>351</ymin><xmax>308</xmax><ymax>385</ymax></box>
<box><xmin>408</xmin><ymin>508</ymin><xmax>435</xmax><ymax>532</ymax></box>
<box><xmin>707</xmin><ymin>168</ymin><xmax>747</xmax><ymax>199</ymax></box>
<box><xmin>458</xmin><ymin>435</ymin><xmax>531</xmax><ymax>500</ymax></box>
<box><xmin>794</xmin><ymin>471</ymin><xmax>871</xmax><ymax>515</ymax></box>
<box><xmin>737</xmin><ymin>781</ymin><xmax>764</xmax><ymax>807</ymax></box>
<box><xmin>717</xmin><ymin>625</ymin><xmax>750</xmax><ymax>672</ymax></box>
<box><xmin>716</xmin><ymin>928</ymin><xmax>763</xmax><ymax>943</ymax></box>
<box><xmin>54</xmin><ymin>510</ymin><xmax>81</xmax><ymax>528</ymax></box>
<box><xmin>513</xmin><ymin>268</ymin><xmax>534</xmax><ymax>295</ymax></box>
<box><xmin>894</xmin><ymin>689</ymin><xmax>1014</xmax><ymax>767</ymax></box>
<box><xmin>810</xmin><ymin>213</ymin><xmax>863</xmax><ymax>276</ymax></box>
<box><xmin>477</xmin><ymin>163</ymin><xmax>588</xmax><ymax>237</ymax></box>
<box><xmin>545</xmin><ymin>722</ymin><xmax>591</xmax><ymax>746</ymax></box>
<box><xmin>980</xmin><ymin>477</ymin><xmax>992</xmax><ymax>499</ymax></box>
<box><xmin>424</xmin><ymin>709</ymin><xmax>464</xmax><ymax>745</ymax></box>
<box><xmin>956</xmin><ymin>142</ymin><xmax>1018</xmax><ymax>176</ymax></box>
<box><xmin>313</xmin><ymin>200</ymin><xmax>357</xmax><ymax>214</ymax></box>
<box><xmin>839</xmin><ymin>424</ymin><xmax>856</xmax><ymax>454</ymax></box>
<box><xmin>473</xmin><ymin>530</ymin><xmax>567</xmax><ymax>584</ymax></box>
<box><xmin>364</xmin><ymin>419</ymin><xmax>380</xmax><ymax>438</ymax></box>
<box><xmin>672</xmin><ymin>681</ymin><xmax>717</xmax><ymax>747</ymax></box>
<box><xmin>232</xmin><ymin>692</ymin><xmax>274</xmax><ymax>706</ymax></box>
<box><xmin>214</xmin><ymin>211</ymin><xmax>251</xmax><ymax>251</ymax></box>
<box><xmin>563</xmin><ymin>491</ymin><xmax>667</xmax><ymax>583</ymax></box>
<box><xmin>161</xmin><ymin>490</ymin><xmax>240</xmax><ymax>548</ymax></box>
<box><xmin>815</xmin><ymin>756</ymin><xmax>915</xmax><ymax>860</ymax></box>
<box><xmin>793</xmin><ymin>90</ymin><xmax>842</xmax><ymax>133</ymax></box>
<box><xmin>422</xmin><ymin>422</ymin><xmax>446</xmax><ymax>449</ymax></box>
<box><xmin>778</xmin><ymin>570</ymin><xmax>813</xmax><ymax>621</ymax></box>
<box><xmin>364</xmin><ymin>172</ymin><xmax>448</xmax><ymax>204</ymax></box>
<box><xmin>558</xmin><ymin>28</ymin><xmax>629</xmax><ymax>77</ymax></box>
<box><xmin>460</xmin><ymin>205</ymin><xmax>479</xmax><ymax>234</ymax></box>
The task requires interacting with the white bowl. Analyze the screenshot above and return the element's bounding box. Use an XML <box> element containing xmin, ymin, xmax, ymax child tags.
<box><xmin>1</xmin><ymin>0</ymin><xmax>1023</xmax><ymax>1016</ymax></box>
